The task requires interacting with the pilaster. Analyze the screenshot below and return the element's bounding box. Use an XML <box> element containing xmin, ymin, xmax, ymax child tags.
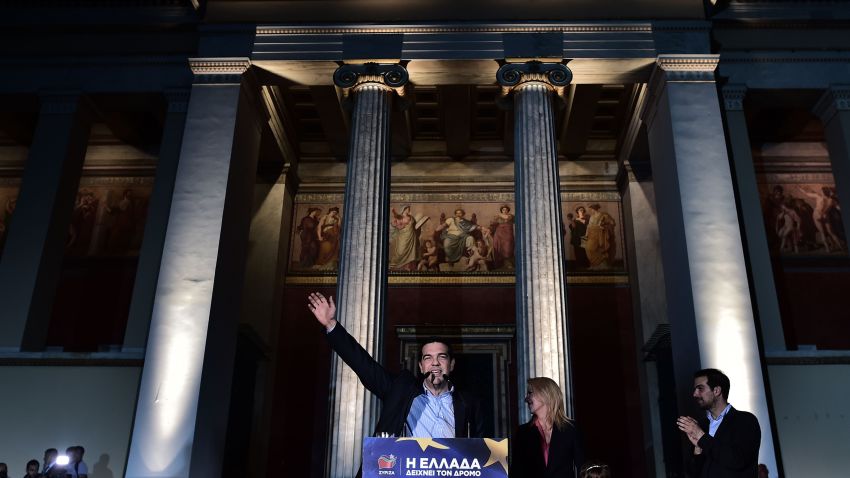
<box><xmin>643</xmin><ymin>55</ymin><xmax>778</xmax><ymax>477</ymax></box>
<box><xmin>126</xmin><ymin>58</ymin><xmax>264</xmax><ymax>478</ymax></box>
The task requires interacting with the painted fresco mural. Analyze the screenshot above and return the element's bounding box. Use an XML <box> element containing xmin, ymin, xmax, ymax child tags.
<box><xmin>288</xmin><ymin>193</ymin><xmax>627</xmax><ymax>278</ymax></box>
<box><xmin>758</xmin><ymin>176</ymin><xmax>847</xmax><ymax>256</ymax></box>
<box><xmin>66</xmin><ymin>178</ymin><xmax>153</xmax><ymax>257</ymax></box>
<box><xmin>289</xmin><ymin>200</ymin><xmax>519</xmax><ymax>274</ymax></box>
<box><xmin>562</xmin><ymin>199</ymin><xmax>626</xmax><ymax>272</ymax></box>
<box><xmin>0</xmin><ymin>178</ymin><xmax>151</xmax><ymax>259</ymax></box>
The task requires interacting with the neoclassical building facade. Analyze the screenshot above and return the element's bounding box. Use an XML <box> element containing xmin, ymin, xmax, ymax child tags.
<box><xmin>0</xmin><ymin>1</ymin><xmax>848</xmax><ymax>477</ymax></box>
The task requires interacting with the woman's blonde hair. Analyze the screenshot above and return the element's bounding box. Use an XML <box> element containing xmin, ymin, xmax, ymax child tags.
<box><xmin>527</xmin><ymin>377</ymin><xmax>571</xmax><ymax>429</ymax></box>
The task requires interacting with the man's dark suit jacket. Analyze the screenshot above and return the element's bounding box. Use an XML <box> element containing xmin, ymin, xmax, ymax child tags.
<box><xmin>326</xmin><ymin>322</ymin><xmax>485</xmax><ymax>438</ymax></box>
<box><xmin>690</xmin><ymin>406</ymin><xmax>761</xmax><ymax>478</ymax></box>
<box><xmin>510</xmin><ymin>420</ymin><xmax>583</xmax><ymax>478</ymax></box>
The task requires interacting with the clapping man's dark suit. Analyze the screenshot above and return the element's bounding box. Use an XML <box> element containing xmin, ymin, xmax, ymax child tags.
<box><xmin>308</xmin><ymin>292</ymin><xmax>485</xmax><ymax>438</ymax></box>
<box><xmin>678</xmin><ymin>369</ymin><xmax>761</xmax><ymax>478</ymax></box>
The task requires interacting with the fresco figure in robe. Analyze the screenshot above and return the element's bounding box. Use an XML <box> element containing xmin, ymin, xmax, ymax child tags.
<box><xmin>583</xmin><ymin>203</ymin><xmax>616</xmax><ymax>269</ymax></box>
<box><xmin>389</xmin><ymin>205</ymin><xmax>427</xmax><ymax>271</ymax></box>
<box><xmin>315</xmin><ymin>206</ymin><xmax>341</xmax><ymax>268</ymax></box>
<box><xmin>490</xmin><ymin>205</ymin><xmax>515</xmax><ymax>269</ymax></box>
<box><xmin>68</xmin><ymin>189</ymin><xmax>99</xmax><ymax>256</ymax></box>
<box><xmin>568</xmin><ymin>206</ymin><xmax>589</xmax><ymax>269</ymax></box>
<box><xmin>105</xmin><ymin>189</ymin><xmax>138</xmax><ymax>254</ymax></box>
<box><xmin>435</xmin><ymin>208</ymin><xmax>477</xmax><ymax>264</ymax></box>
<box><xmin>297</xmin><ymin>207</ymin><xmax>322</xmax><ymax>268</ymax></box>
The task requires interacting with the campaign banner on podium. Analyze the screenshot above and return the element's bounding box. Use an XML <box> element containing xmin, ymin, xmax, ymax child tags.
<box><xmin>362</xmin><ymin>437</ymin><xmax>509</xmax><ymax>478</ymax></box>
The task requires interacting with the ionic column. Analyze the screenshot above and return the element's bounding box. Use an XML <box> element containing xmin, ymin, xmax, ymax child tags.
<box><xmin>326</xmin><ymin>63</ymin><xmax>407</xmax><ymax>478</ymax></box>
<box><xmin>122</xmin><ymin>89</ymin><xmax>190</xmax><ymax>352</ymax></box>
<box><xmin>643</xmin><ymin>55</ymin><xmax>778</xmax><ymax>476</ymax></box>
<box><xmin>0</xmin><ymin>91</ymin><xmax>91</xmax><ymax>351</ymax></box>
<box><xmin>126</xmin><ymin>58</ymin><xmax>264</xmax><ymax>478</ymax></box>
<box><xmin>497</xmin><ymin>61</ymin><xmax>575</xmax><ymax>420</ymax></box>
<box><xmin>721</xmin><ymin>85</ymin><xmax>785</xmax><ymax>352</ymax></box>
<box><xmin>813</xmin><ymin>85</ymin><xmax>850</xmax><ymax>244</ymax></box>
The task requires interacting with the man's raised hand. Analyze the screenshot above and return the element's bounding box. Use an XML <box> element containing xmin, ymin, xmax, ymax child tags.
<box><xmin>308</xmin><ymin>292</ymin><xmax>337</xmax><ymax>331</ymax></box>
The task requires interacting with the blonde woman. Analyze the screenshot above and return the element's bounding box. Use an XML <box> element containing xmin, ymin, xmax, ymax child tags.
<box><xmin>510</xmin><ymin>377</ymin><xmax>584</xmax><ymax>478</ymax></box>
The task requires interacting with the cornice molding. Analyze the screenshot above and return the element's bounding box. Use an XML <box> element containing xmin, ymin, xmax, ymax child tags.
<box><xmin>4</xmin><ymin>55</ymin><xmax>189</xmax><ymax>67</ymax></box>
<box><xmin>813</xmin><ymin>85</ymin><xmax>850</xmax><ymax>124</ymax></box>
<box><xmin>188</xmin><ymin>57</ymin><xmax>251</xmax><ymax>84</ymax></box>
<box><xmin>720</xmin><ymin>51</ymin><xmax>850</xmax><ymax>64</ymax></box>
<box><xmin>656</xmin><ymin>54</ymin><xmax>720</xmax><ymax>79</ymax></box>
<box><xmin>256</xmin><ymin>23</ymin><xmax>653</xmax><ymax>35</ymax></box>
<box><xmin>3</xmin><ymin>0</ymin><xmax>189</xmax><ymax>6</ymax></box>
<box><xmin>722</xmin><ymin>84</ymin><xmax>748</xmax><ymax>111</ymax></box>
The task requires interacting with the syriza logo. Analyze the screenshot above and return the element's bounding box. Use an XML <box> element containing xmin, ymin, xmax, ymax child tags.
<box><xmin>377</xmin><ymin>454</ymin><xmax>397</xmax><ymax>475</ymax></box>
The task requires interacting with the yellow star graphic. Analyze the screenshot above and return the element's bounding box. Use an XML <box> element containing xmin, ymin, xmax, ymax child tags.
<box><xmin>483</xmin><ymin>438</ymin><xmax>509</xmax><ymax>474</ymax></box>
<box><xmin>395</xmin><ymin>437</ymin><xmax>450</xmax><ymax>452</ymax></box>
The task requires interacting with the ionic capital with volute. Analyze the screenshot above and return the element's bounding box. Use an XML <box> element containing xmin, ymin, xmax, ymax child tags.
<box><xmin>496</xmin><ymin>61</ymin><xmax>573</xmax><ymax>98</ymax></box>
<box><xmin>333</xmin><ymin>63</ymin><xmax>409</xmax><ymax>98</ymax></box>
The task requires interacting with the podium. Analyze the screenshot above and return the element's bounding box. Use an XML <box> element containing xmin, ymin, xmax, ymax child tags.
<box><xmin>362</xmin><ymin>437</ymin><xmax>509</xmax><ymax>478</ymax></box>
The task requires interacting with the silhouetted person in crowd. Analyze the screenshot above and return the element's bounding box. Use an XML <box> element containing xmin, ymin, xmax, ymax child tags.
<box><xmin>40</xmin><ymin>449</ymin><xmax>62</xmax><ymax>478</ymax></box>
<box><xmin>24</xmin><ymin>459</ymin><xmax>40</xmax><ymax>478</ymax></box>
<box><xmin>65</xmin><ymin>447</ymin><xmax>87</xmax><ymax>478</ymax></box>
<box><xmin>0</xmin><ymin>463</ymin><xmax>9</xmax><ymax>478</ymax></box>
